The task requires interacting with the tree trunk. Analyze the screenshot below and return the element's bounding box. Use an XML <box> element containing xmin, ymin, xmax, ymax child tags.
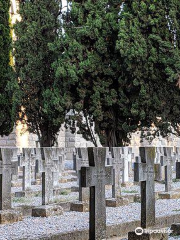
<box><xmin>39</xmin><ymin>128</ymin><xmax>54</xmax><ymax>147</ymax></box>
<box><xmin>104</xmin><ymin>129</ymin><xmax>125</xmax><ymax>148</ymax></box>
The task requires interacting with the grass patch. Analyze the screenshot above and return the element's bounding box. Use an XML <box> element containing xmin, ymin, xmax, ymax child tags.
<box><xmin>13</xmin><ymin>197</ymin><xmax>30</xmax><ymax>204</ymax></box>
<box><xmin>60</xmin><ymin>190</ymin><xmax>70</xmax><ymax>195</ymax></box>
<box><xmin>34</xmin><ymin>192</ymin><xmax>41</xmax><ymax>197</ymax></box>
<box><xmin>122</xmin><ymin>190</ymin><xmax>138</xmax><ymax>194</ymax></box>
<box><xmin>173</xmin><ymin>179</ymin><xmax>180</xmax><ymax>183</ymax></box>
<box><xmin>52</xmin><ymin>197</ymin><xmax>60</xmax><ymax>204</ymax></box>
<box><xmin>172</xmin><ymin>209</ymin><xmax>180</xmax><ymax>212</ymax></box>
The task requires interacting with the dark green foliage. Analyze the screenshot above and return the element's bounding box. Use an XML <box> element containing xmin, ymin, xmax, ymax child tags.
<box><xmin>54</xmin><ymin>0</ymin><xmax>180</xmax><ymax>147</ymax></box>
<box><xmin>14</xmin><ymin>0</ymin><xmax>67</xmax><ymax>147</ymax></box>
<box><xmin>117</xmin><ymin>0</ymin><xmax>180</xmax><ymax>141</ymax></box>
<box><xmin>0</xmin><ymin>0</ymin><xmax>16</xmax><ymax>136</ymax></box>
<box><xmin>55</xmin><ymin>0</ymin><xmax>124</xmax><ymax>147</ymax></box>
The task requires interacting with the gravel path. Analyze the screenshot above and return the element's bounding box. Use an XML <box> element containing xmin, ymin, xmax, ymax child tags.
<box><xmin>1</xmin><ymin>199</ymin><xmax>180</xmax><ymax>240</ymax></box>
<box><xmin>169</xmin><ymin>237</ymin><xmax>180</xmax><ymax>240</ymax></box>
<box><xmin>11</xmin><ymin>178</ymin><xmax>180</xmax><ymax>207</ymax></box>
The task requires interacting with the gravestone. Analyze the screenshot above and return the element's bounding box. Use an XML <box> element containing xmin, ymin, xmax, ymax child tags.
<box><xmin>158</xmin><ymin>147</ymin><xmax>179</xmax><ymax>199</ymax></box>
<box><xmin>176</xmin><ymin>147</ymin><xmax>180</xmax><ymax>180</ymax></box>
<box><xmin>81</xmin><ymin>147</ymin><xmax>113</xmax><ymax>240</ymax></box>
<box><xmin>128</xmin><ymin>147</ymin><xmax>168</xmax><ymax>240</ymax></box>
<box><xmin>21</xmin><ymin>148</ymin><xmax>33</xmax><ymax>190</ymax></box>
<box><xmin>106</xmin><ymin>150</ymin><xmax>113</xmax><ymax>166</ymax></box>
<box><xmin>30</xmin><ymin>148</ymin><xmax>37</xmax><ymax>185</ymax></box>
<box><xmin>161</xmin><ymin>147</ymin><xmax>173</xmax><ymax>192</ymax></box>
<box><xmin>135</xmin><ymin>147</ymin><xmax>155</xmax><ymax>228</ymax></box>
<box><xmin>175</xmin><ymin>147</ymin><xmax>180</xmax><ymax>177</ymax></box>
<box><xmin>58</xmin><ymin>148</ymin><xmax>65</xmax><ymax>174</ymax></box>
<box><xmin>154</xmin><ymin>147</ymin><xmax>164</xmax><ymax>182</ymax></box>
<box><xmin>11</xmin><ymin>149</ymin><xmax>19</xmax><ymax>182</ymax></box>
<box><xmin>121</xmin><ymin>148</ymin><xmax>128</xmax><ymax>185</ymax></box>
<box><xmin>127</xmin><ymin>147</ymin><xmax>133</xmax><ymax>178</ymax></box>
<box><xmin>112</xmin><ymin>147</ymin><xmax>123</xmax><ymax>197</ymax></box>
<box><xmin>121</xmin><ymin>147</ymin><xmax>133</xmax><ymax>186</ymax></box>
<box><xmin>41</xmin><ymin>148</ymin><xmax>54</xmax><ymax>205</ymax></box>
<box><xmin>71</xmin><ymin>148</ymin><xmax>90</xmax><ymax>212</ymax></box>
<box><xmin>34</xmin><ymin>147</ymin><xmax>42</xmax><ymax>184</ymax></box>
<box><xmin>32</xmin><ymin>148</ymin><xmax>63</xmax><ymax>217</ymax></box>
<box><xmin>51</xmin><ymin>148</ymin><xmax>62</xmax><ymax>188</ymax></box>
<box><xmin>0</xmin><ymin>148</ymin><xmax>22</xmax><ymax>224</ymax></box>
<box><xmin>106</xmin><ymin>147</ymin><xmax>129</xmax><ymax>207</ymax></box>
<box><xmin>15</xmin><ymin>148</ymin><xmax>35</xmax><ymax>197</ymax></box>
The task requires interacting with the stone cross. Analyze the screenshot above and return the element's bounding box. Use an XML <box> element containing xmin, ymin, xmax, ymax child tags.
<box><xmin>111</xmin><ymin>147</ymin><xmax>124</xmax><ymax>198</ymax></box>
<box><xmin>58</xmin><ymin>148</ymin><xmax>65</xmax><ymax>174</ymax></box>
<box><xmin>176</xmin><ymin>148</ymin><xmax>180</xmax><ymax>179</ymax></box>
<box><xmin>50</xmin><ymin>148</ymin><xmax>63</xmax><ymax>188</ymax></box>
<box><xmin>30</xmin><ymin>148</ymin><xmax>36</xmax><ymax>182</ymax></box>
<box><xmin>73</xmin><ymin>150</ymin><xmax>76</xmax><ymax>170</ymax></box>
<box><xmin>34</xmin><ymin>147</ymin><xmax>41</xmax><ymax>180</ymax></box>
<box><xmin>105</xmin><ymin>148</ymin><xmax>112</xmax><ymax>166</ymax></box>
<box><xmin>134</xmin><ymin>147</ymin><xmax>155</xmax><ymax>228</ymax></box>
<box><xmin>37</xmin><ymin>148</ymin><xmax>55</xmax><ymax>205</ymax></box>
<box><xmin>160</xmin><ymin>147</ymin><xmax>173</xmax><ymax>192</ymax></box>
<box><xmin>154</xmin><ymin>147</ymin><xmax>166</xmax><ymax>182</ymax></box>
<box><xmin>75</xmin><ymin>148</ymin><xmax>89</xmax><ymax>202</ymax></box>
<box><xmin>21</xmin><ymin>148</ymin><xmax>34</xmax><ymax>190</ymax></box>
<box><xmin>175</xmin><ymin>147</ymin><xmax>180</xmax><ymax>162</ymax></box>
<box><xmin>81</xmin><ymin>147</ymin><xmax>113</xmax><ymax>239</ymax></box>
<box><xmin>127</xmin><ymin>147</ymin><xmax>133</xmax><ymax>177</ymax></box>
<box><xmin>121</xmin><ymin>147</ymin><xmax>130</xmax><ymax>184</ymax></box>
<box><xmin>0</xmin><ymin>148</ymin><xmax>18</xmax><ymax>210</ymax></box>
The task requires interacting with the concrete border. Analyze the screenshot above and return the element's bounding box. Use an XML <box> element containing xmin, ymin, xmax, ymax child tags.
<box><xmin>15</xmin><ymin>213</ymin><xmax>180</xmax><ymax>240</ymax></box>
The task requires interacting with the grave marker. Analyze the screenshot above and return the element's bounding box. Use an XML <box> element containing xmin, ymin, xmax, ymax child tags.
<box><xmin>128</xmin><ymin>147</ymin><xmax>168</xmax><ymax>240</ymax></box>
<box><xmin>160</xmin><ymin>147</ymin><xmax>173</xmax><ymax>192</ymax></box>
<box><xmin>81</xmin><ymin>147</ymin><xmax>113</xmax><ymax>239</ymax></box>
<box><xmin>0</xmin><ymin>148</ymin><xmax>18</xmax><ymax>210</ymax></box>
<box><xmin>0</xmin><ymin>148</ymin><xmax>22</xmax><ymax>224</ymax></box>
<box><xmin>21</xmin><ymin>148</ymin><xmax>33</xmax><ymax>190</ymax></box>
<box><xmin>74</xmin><ymin>148</ymin><xmax>89</xmax><ymax>202</ymax></box>
<box><xmin>32</xmin><ymin>148</ymin><xmax>64</xmax><ymax>217</ymax></box>
<box><xmin>41</xmin><ymin>148</ymin><xmax>54</xmax><ymax>205</ymax></box>
<box><xmin>111</xmin><ymin>147</ymin><xmax>123</xmax><ymax>198</ymax></box>
<box><xmin>134</xmin><ymin>147</ymin><xmax>155</xmax><ymax>228</ymax></box>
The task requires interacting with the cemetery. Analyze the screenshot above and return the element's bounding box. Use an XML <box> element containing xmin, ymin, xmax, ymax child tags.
<box><xmin>1</xmin><ymin>0</ymin><xmax>180</xmax><ymax>239</ymax></box>
<box><xmin>0</xmin><ymin>146</ymin><xmax>179</xmax><ymax>239</ymax></box>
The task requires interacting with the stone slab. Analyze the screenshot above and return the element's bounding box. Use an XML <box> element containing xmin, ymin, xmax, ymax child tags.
<box><xmin>66</xmin><ymin>177</ymin><xmax>77</xmax><ymax>182</ymax></box>
<box><xmin>71</xmin><ymin>186</ymin><xmax>79</xmax><ymax>192</ymax></box>
<box><xmin>158</xmin><ymin>191</ymin><xmax>180</xmax><ymax>199</ymax></box>
<box><xmin>59</xmin><ymin>178</ymin><xmax>68</xmax><ymax>183</ymax></box>
<box><xmin>0</xmin><ymin>209</ymin><xmax>22</xmax><ymax>224</ymax></box>
<box><xmin>31</xmin><ymin>179</ymin><xmax>42</xmax><ymax>185</ymax></box>
<box><xmin>106</xmin><ymin>197</ymin><xmax>129</xmax><ymax>207</ymax></box>
<box><xmin>70</xmin><ymin>201</ymin><xmax>89</xmax><ymax>212</ymax></box>
<box><xmin>121</xmin><ymin>182</ymin><xmax>134</xmax><ymax>187</ymax></box>
<box><xmin>128</xmin><ymin>230</ymin><xmax>168</xmax><ymax>240</ymax></box>
<box><xmin>15</xmin><ymin>191</ymin><xmax>25</xmax><ymax>198</ymax></box>
<box><xmin>11</xmin><ymin>181</ymin><xmax>22</xmax><ymax>187</ymax></box>
<box><xmin>125</xmin><ymin>195</ymin><xmax>137</xmax><ymax>203</ymax></box>
<box><xmin>16</xmin><ymin>205</ymin><xmax>34</xmax><ymax>217</ymax></box>
<box><xmin>32</xmin><ymin>205</ymin><xmax>63</xmax><ymax>217</ymax></box>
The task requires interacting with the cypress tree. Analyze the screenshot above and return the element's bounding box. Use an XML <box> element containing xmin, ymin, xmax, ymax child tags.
<box><xmin>14</xmin><ymin>0</ymin><xmax>67</xmax><ymax>147</ymax></box>
<box><xmin>0</xmin><ymin>0</ymin><xmax>16</xmax><ymax>136</ymax></box>
<box><xmin>116</xmin><ymin>0</ymin><xmax>180</xmax><ymax>140</ymax></box>
<box><xmin>55</xmin><ymin>0</ymin><xmax>123</xmax><ymax>147</ymax></box>
<box><xmin>55</xmin><ymin>0</ymin><xmax>180</xmax><ymax>147</ymax></box>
